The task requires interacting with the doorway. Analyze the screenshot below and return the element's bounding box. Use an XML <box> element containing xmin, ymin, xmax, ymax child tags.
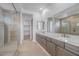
<box><xmin>22</xmin><ymin>13</ymin><xmax>33</xmax><ymax>40</ymax></box>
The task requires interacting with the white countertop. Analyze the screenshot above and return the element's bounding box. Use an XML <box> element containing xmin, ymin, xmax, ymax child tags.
<box><xmin>36</xmin><ymin>32</ymin><xmax>79</xmax><ymax>47</ymax></box>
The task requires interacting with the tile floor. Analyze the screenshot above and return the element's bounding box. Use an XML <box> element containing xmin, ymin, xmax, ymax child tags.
<box><xmin>0</xmin><ymin>40</ymin><xmax>48</xmax><ymax>56</ymax></box>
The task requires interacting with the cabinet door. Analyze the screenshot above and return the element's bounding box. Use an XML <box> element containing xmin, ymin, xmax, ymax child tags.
<box><xmin>36</xmin><ymin>34</ymin><xmax>42</xmax><ymax>45</ymax></box>
<box><xmin>47</xmin><ymin>41</ymin><xmax>56</xmax><ymax>56</ymax></box>
<box><xmin>56</xmin><ymin>46</ymin><xmax>76</xmax><ymax>56</ymax></box>
<box><xmin>46</xmin><ymin>37</ymin><xmax>53</xmax><ymax>42</ymax></box>
<box><xmin>54</xmin><ymin>39</ymin><xmax>65</xmax><ymax>48</ymax></box>
<box><xmin>41</xmin><ymin>39</ymin><xmax>47</xmax><ymax>49</ymax></box>
<box><xmin>39</xmin><ymin>35</ymin><xmax>47</xmax><ymax>49</ymax></box>
<box><xmin>65</xmin><ymin>43</ymin><xmax>79</xmax><ymax>55</ymax></box>
<box><xmin>40</xmin><ymin>34</ymin><xmax>46</xmax><ymax>39</ymax></box>
<box><xmin>36</xmin><ymin>34</ymin><xmax>47</xmax><ymax>49</ymax></box>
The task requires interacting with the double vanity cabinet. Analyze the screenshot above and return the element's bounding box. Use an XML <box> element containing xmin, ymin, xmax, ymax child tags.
<box><xmin>36</xmin><ymin>33</ymin><xmax>79</xmax><ymax>56</ymax></box>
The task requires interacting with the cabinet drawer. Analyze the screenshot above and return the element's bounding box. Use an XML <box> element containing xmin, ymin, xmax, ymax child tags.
<box><xmin>41</xmin><ymin>35</ymin><xmax>47</xmax><ymax>39</ymax></box>
<box><xmin>54</xmin><ymin>39</ymin><xmax>65</xmax><ymax>48</ymax></box>
<box><xmin>41</xmin><ymin>42</ymin><xmax>47</xmax><ymax>49</ymax></box>
<box><xmin>65</xmin><ymin>43</ymin><xmax>79</xmax><ymax>55</ymax></box>
<box><xmin>47</xmin><ymin>41</ymin><xmax>56</xmax><ymax>55</ymax></box>
<box><xmin>36</xmin><ymin>34</ymin><xmax>47</xmax><ymax>49</ymax></box>
<box><xmin>36</xmin><ymin>36</ymin><xmax>42</xmax><ymax>45</ymax></box>
<box><xmin>38</xmin><ymin>34</ymin><xmax>46</xmax><ymax>39</ymax></box>
<box><xmin>56</xmin><ymin>46</ymin><xmax>76</xmax><ymax>56</ymax></box>
<box><xmin>46</xmin><ymin>37</ymin><xmax>53</xmax><ymax>42</ymax></box>
<box><xmin>41</xmin><ymin>38</ymin><xmax>47</xmax><ymax>45</ymax></box>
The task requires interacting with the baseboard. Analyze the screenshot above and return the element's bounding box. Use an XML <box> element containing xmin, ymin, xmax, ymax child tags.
<box><xmin>33</xmin><ymin>40</ymin><xmax>51</xmax><ymax>56</ymax></box>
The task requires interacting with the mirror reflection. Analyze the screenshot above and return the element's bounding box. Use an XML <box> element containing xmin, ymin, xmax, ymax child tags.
<box><xmin>37</xmin><ymin>21</ymin><xmax>45</xmax><ymax>31</ymax></box>
<box><xmin>55</xmin><ymin>14</ymin><xmax>79</xmax><ymax>35</ymax></box>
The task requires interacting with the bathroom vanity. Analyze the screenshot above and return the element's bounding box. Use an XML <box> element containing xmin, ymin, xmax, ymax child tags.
<box><xmin>36</xmin><ymin>32</ymin><xmax>79</xmax><ymax>56</ymax></box>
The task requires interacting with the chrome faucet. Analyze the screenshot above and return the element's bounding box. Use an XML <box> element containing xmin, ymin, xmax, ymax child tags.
<box><xmin>63</xmin><ymin>33</ymin><xmax>66</xmax><ymax>37</ymax></box>
<box><xmin>61</xmin><ymin>33</ymin><xmax>66</xmax><ymax>37</ymax></box>
<box><xmin>62</xmin><ymin>33</ymin><xmax>70</xmax><ymax>38</ymax></box>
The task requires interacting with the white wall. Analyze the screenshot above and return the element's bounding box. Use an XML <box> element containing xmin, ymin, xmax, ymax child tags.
<box><xmin>33</xmin><ymin>13</ymin><xmax>41</xmax><ymax>42</ymax></box>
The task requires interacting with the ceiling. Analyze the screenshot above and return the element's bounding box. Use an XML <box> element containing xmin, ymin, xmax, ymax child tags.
<box><xmin>14</xmin><ymin>3</ymin><xmax>54</xmax><ymax>12</ymax></box>
<box><xmin>0</xmin><ymin>3</ymin><xmax>14</xmax><ymax>11</ymax></box>
<box><xmin>0</xmin><ymin>3</ymin><xmax>76</xmax><ymax>13</ymax></box>
<box><xmin>0</xmin><ymin>3</ymin><xmax>77</xmax><ymax>17</ymax></box>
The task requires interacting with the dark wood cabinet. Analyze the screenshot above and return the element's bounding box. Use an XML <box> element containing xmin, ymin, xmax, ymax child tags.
<box><xmin>40</xmin><ymin>38</ymin><xmax>47</xmax><ymax>49</ymax></box>
<box><xmin>36</xmin><ymin>34</ymin><xmax>47</xmax><ymax>49</ymax></box>
<box><xmin>47</xmin><ymin>41</ymin><xmax>56</xmax><ymax>55</ymax></box>
<box><xmin>36</xmin><ymin>34</ymin><xmax>42</xmax><ymax>45</ymax></box>
<box><xmin>54</xmin><ymin>39</ymin><xmax>65</xmax><ymax>48</ymax></box>
<box><xmin>65</xmin><ymin>43</ymin><xmax>79</xmax><ymax>55</ymax></box>
<box><xmin>46</xmin><ymin>37</ymin><xmax>53</xmax><ymax>42</ymax></box>
<box><xmin>56</xmin><ymin>46</ymin><xmax>76</xmax><ymax>56</ymax></box>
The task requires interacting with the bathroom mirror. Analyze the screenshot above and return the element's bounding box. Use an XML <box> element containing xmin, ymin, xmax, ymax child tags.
<box><xmin>54</xmin><ymin>4</ymin><xmax>79</xmax><ymax>35</ymax></box>
<box><xmin>55</xmin><ymin>14</ymin><xmax>79</xmax><ymax>35</ymax></box>
<box><xmin>61</xmin><ymin>14</ymin><xmax>79</xmax><ymax>35</ymax></box>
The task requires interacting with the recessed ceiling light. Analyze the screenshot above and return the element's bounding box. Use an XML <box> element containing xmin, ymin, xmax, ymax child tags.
<box><xmin>40</xmin><ymin>8</ymin><xmax>43</xmax><ymax>10</ymax></box>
